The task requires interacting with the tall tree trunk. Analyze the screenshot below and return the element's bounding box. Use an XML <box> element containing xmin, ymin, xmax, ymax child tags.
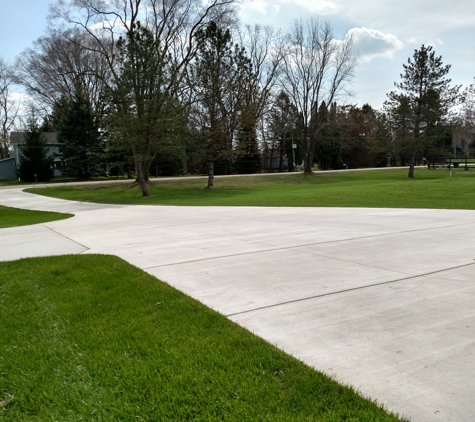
<box><xmin>135</xmin><ymin>156</ymin><xmax>152</xmax><ymax>182</ymax></box>
<box><xmin>268</xmin><ymin>145</ymin><xmax>274</xmax><ymax>173</ymax></box>
<box><xmin>125</xmin><ymin>162</ymin><xmax>132</xmax><ymax>179</ymax></box>
<box><xmin>303</xmin><ymin>132</ymin><xmax>315</xmax><ymax>175</ymax></box>
<box><xmin>409</xmin><ymin>100</ymin><xmax>422</xmax><ymax>179</ymax></box>
<box><xmin>303</xmin><ymin>149</ymin><xmax>313</xmax><ymax>174</ymax></box>
<box><xmin>408</xmin><ymin>147</ymin><xmax>416</xmax><ymax>178</ymax></box>
<box><xmin>143</xmin><ymin>157</ymin><xmax>152</xmax><ymax>182</ymax></box>
<box><xmin>181</xmin><ymin>146</ymin><xmax>188</xmax><ymax>175</ymax></box>
<box><xmin>0</xmin><ymin>141</ymin><xmax>9</xmax><ymax>159</ymax></box>
<box><xmin>207</xmin><ymin>159</ymin><xmax>214</xmax><ymax>189</ymax></box>
<box><xmin>278</xmin><ymin>138</ymin><xmax>284</xmax><ymax>172</ymax></box>
<box><xmin>135</xmin><ymin>158</ymin><xmax>150</xmax><ymax>196</ymax></box>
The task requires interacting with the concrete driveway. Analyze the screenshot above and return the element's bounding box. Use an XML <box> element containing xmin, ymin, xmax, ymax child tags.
<box><xmin>1</xmin><ymin>187</ymin><xmax>474</xmax><ymax>421</ymax></box>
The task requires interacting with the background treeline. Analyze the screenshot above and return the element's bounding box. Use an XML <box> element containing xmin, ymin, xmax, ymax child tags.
<box><xmin>1</xmin><ymin>0</ymin><xmax>474</xmax><ymax>192</ymax></box>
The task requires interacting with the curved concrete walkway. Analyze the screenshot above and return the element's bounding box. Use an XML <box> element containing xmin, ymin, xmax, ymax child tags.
<box><xmin>1</xmin><ymin>187</ymin><xmax>475</xmax><ymax>421</ymax></box>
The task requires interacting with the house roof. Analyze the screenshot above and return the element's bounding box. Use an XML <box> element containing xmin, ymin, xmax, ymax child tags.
<box><xmin>10</xmin><ymin>132</ymin><xmax>60</xmax><ymax>145</ymax></box>
<box><xmin>0</xmin><ymin>157</ymin><xmax>15</xmax><ymax>163</ymax></box>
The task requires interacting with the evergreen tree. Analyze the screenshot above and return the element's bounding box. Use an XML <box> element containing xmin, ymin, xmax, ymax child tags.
<box><xmin>339</xmin><ymin>104</ymin><xmax>376</xmax><ymax>168</ymax></box>
<box><xmin>105</xmin><ymin>141</ymin><xmax>134</xmax><ymax>178</ymax></box>
<box><xmin>57</xmin><ymin>94</ymin><xmax>105</xmax><ymax>179</ymax></box>
<box><xmin>191</xmin><ymin>21</ymin><xmax>253</xmax><ymax>187</ymax></box>
<box><xmin>385</xmin><ymin>45</ymin><xmax>459</xmax><ymax>178</ymax></box>
<box><xmin>17</xmin><ymin>115</ymin><xmax>54</xmax><ymax>182</ymax></box>
<box><xmin>106</xmin><ymin>21</ymin><xmax>176</xmax><ymax>195</ymax></box>
<box><xmin>372</xmin><ymin>112</ymin><xmax>394</xmax><ymax>167</ymax></box>
<box><xmin>314</xmin><ymin>102</ymin><xmax>343</xmax><ymax>170</ymax></box>
<box><xmin>266</xmin><ymin>92</ymin><xmax>301</xmax><ymax>172</ymax></box>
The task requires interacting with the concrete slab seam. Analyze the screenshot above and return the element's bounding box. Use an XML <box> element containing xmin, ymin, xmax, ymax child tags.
<box><xmin>225</xmin><ymin>261</ymin><xmax>475</xmax><ymax>317</ymax></box>
<box><xmin>289</xmin><ymin>249</ymin><xmax>452</xmax><ymax>278</ymax></box>
<box><xmin>141</xmin><ymin>221</ymin><xmax>475</xmax><ymax>271</ymax></box>
<box><xmin>45</xmin><ymin>226</ymin><xmax>91</xmax><ymax>251</ymax></box>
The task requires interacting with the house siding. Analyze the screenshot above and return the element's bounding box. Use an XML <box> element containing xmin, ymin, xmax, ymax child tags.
<box><xmin>0</xmin><ymin>157</ymin><xmax>17</xmax><ymax>180</ymax></box>
<box><xmin>10</xmin><ymin>132</ymin><xmax>62</xmax><ymax>176</ymax></box>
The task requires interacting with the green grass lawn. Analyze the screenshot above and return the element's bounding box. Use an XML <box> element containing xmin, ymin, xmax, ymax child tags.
<box><xmin>27</xmin><ymin>168</ymin><xmax>475</xmax><ymax>209</ymax></box>
<box><xmin>0</xmin><ymin>205</ymin><xmax>73</xmax><ymax>229</ymax></box>
<box><xmin>0</xmin><ymin>255</ymin><xmax>406</xmax><ymax>421</ymax></box>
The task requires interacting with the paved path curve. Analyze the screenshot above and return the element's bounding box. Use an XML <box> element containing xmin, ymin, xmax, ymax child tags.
<box><xmin>1</xmin><ymin>187</ymin><xmax>475</xmax><ymax>421</ymax></box>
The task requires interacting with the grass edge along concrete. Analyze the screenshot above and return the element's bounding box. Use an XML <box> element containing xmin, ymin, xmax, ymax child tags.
<box><xmin>0</xmin><ymin>254</ymin><xmax>408</xmax><ymax>421</ymax></box>
<box><xmin>25</xmin><ymin>168</ymin><xmax>475</xmax><ymax>209</ymax></box>
<box><xmin>0</xmin><ymin>205</ymin><xmax>73</xmax><ymax>229</ymax></box>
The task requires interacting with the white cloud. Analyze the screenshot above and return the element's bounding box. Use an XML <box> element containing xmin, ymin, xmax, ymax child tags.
<box><xmin>347</xmin><ymin>27</ymin><xmax>404</xmax><ymax>63</ymax></box>
<box><xmin>238</xmin><ymin>0</ymin><xmax>283</xmax><ymax>29</ymax></box>
<box><xmin>88</xmin><ymin>19</ymin><xmax>129</xmax><ymax>38</ymax></box>
<box><xmin>279</xmin><ymin>0</ymin><xmax>341</xmax><ymax>14</ymax></box>
<box><xmin>8</xmin><ymin>92</ymin><xmax>24</xmax><ymax>103</ymax></box>
<box><xmin>240</xmin><ymin>0</ymin><xmax>341</xmax><ymax>24</ymax></box>
<box><xmin>245</xmin><ymin>0</ymin><xmax>270</xmax><ymax>15</ymax></box>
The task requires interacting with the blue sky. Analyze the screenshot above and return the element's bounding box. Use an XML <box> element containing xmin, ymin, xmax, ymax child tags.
<box><xmin>1</xmin><ymin>0</ymin><xmax>474</xmax><ymax>109</ymax></box>
<box><xmin>1</xmin><ymin>0</ymin><xmax>51</xmax><ymax>61</ymax></box>
<box><xmin>239</xmin><ymin>0</ymin><xmax>475</xmax><ymax>108</ymax></box>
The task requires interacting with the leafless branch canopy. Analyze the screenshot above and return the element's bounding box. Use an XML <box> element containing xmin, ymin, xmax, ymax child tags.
<box><xmin>0</xmin><ymin>58</ymin><xmax>19</xmax><ymax>158</ymax></box>
<box><xmin>278</xmin><ymin>18</ymin><xmax>358</xmax><ymax>172</ymax></box>
<box><xmin>48</xmin><ymin>0</ymin><xmax>238</xmax><ymax>95</ymax></box>
<box><xmin>16</xmin><ymin>29</ymin><xmax>112</xmax><ymax>116</ymax></box>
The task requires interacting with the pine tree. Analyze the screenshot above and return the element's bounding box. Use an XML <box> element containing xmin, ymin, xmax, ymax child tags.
<box><xmin>191</xmin><ymin>21</ymin><xmax>253</xmax><ymax>187</ymax></box>
<box><xmin>314</xmin><ymin>102</ymin><xmax>342</xmax><ymax>170</ymax></box>
<box><xmin>385</xmin><ymin>45</ymin><xmax>459</xmax><ymax>178</ymax></box>
<box><xmin>57</xmin><ymin>93</ymin><xmax>106</xmax><ymax>179</ymax></box>
<box><xmin>17</xmin><ymin>116</ymin><xmax>54</xmax><ymax>182</ymax></box>
<box><xmin>106</xmin><ymin>21</ymin><xmax>176</xmax><ymax>195</ymax></box>
<box><xmin>266</xmin><ymin>92</ymin><xmax>300</xmax><ymax>172</ymax></box>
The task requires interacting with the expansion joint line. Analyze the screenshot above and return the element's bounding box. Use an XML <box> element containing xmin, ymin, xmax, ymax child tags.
<box><xmin>226</xmin><ymin>261</ymin><xmax>475</xmax><ymax>317</ymax></box>
<box><xmin>143</xmin><ymin>221</ymin><xmax>473</xmax><ymax>270</ymax></box>
<box><xmin>45</xmin><ymin>226</ymin><xmax>90</xmax><ymax>251</ymax></box>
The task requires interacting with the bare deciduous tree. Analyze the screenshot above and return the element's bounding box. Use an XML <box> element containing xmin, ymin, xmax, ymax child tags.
<box><xmin>16</xmin><ymin>30</ymin><xmax>112</xmax><ymax>119</ymax></box>
<box><xmin>239</xmin><ymin>24</ymin><xmax>284</xmax><ymax>122</ymax></box>
<box><xmin>449</xmin><ymin>79</ymin><xmax>475</xmax><ymax>161</ymax></box>
<box><xmin>0</xmin><ymin>58</ymin><xmax>19</xmax><ymax>159</ymax></box>
<box><xmin>279</xmin><ymin>18</ymin><xmax>358</xmax><ymax>174</ymax></box>
<box><xmin>462</xmin><ymin>79</ymin><xmax>475</xmax><ymax>145</ymax></box>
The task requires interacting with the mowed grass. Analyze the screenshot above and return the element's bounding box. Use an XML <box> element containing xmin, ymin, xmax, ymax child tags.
<box><xmin>0</xmin><ymin>255</ymin><xmax>406</xmax><ymax>421</ymax></box>
<box><xmin>0</xmin><ymin>205</ymin><xmax>73</xmax><ymax>228</ymax></box>
<box><xmin>26</xmin><ymin>168</ymin><xmax>475</xmax><ymax>209</ymax></box>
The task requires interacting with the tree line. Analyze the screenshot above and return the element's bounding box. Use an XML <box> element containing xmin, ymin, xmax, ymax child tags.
<box><xmin>1</xmin><ymin>0</ymin><xmax>474</xmax><ymax>193</ymax></box>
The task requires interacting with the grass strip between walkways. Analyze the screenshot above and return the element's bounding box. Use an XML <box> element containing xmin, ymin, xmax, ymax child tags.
<box><xmin>0</xmin><ymin>254</ymin><xmax>407</xmax><ymax>421</ymax></box>
<box><xmin>0</xmin><ymin>205</ymin><xmax>73</xmax><ymax>229</ymax></box>
<box><xmin>26</xmin><ymin>168</ymin><xmax>475</xmax><ymax>209</ymax></box>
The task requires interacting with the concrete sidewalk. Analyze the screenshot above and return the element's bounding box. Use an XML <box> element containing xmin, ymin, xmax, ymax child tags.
<box><xmin>1</xmin><ymin>188</ymin><xmax>474</xmax><ymax>421</ymax></box>
<box><xmin>0</xmin><ymin>165</ymin><xmax>421</xmax><ymax>190</ymax></box>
